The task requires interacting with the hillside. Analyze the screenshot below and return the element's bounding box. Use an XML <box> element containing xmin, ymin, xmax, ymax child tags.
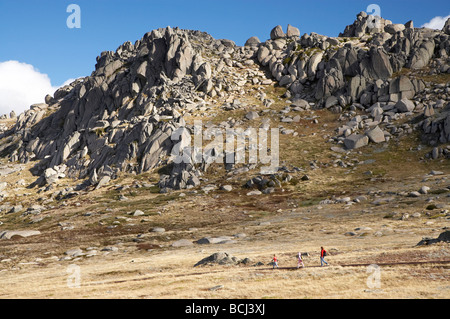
<box><xmin>0</xmin><ymin>12</ymin><xmax>449</xmax><ymax>299</ymax></box>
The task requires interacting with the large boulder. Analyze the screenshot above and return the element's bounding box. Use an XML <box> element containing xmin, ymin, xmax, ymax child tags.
<box><xmin>348</xmin><ymin>75</ymin><xmax>367</xmax><ymax>101</ymax></box>
<box><xmin>404</xmin><ymin>20</ymin><xmax>414</xmax><ymax>29</ymax></box>
<box><xmin>0</xmin><ymin>230</ymin><xmax>41</xmax><ymax>240</ymax></box>
<box><xmin>171</xmin><ymin>239</ymin><xmax>194</xmax><ymax>247</ymax></box>
<box><xmin>344</xmin><ymin>134</ymin><xmax>369</xmax><ymax>149</ymax></box>
<box><xmin>315</xmin><ymin>61</ymin><xmax>344</xmax><ymax>100</ymax></box>
<box><xmin>363</xmin><ymin>47</ymin><xmax>393</xmax><ymax>80</ymax></box>
<box><xmin>409</xmin><ymin>40</ymin><xmax>435</xmax><ymax>70</ymax></box>
<box><xmin>270</xmin><ymin>25</ymin><xmax>285</xmax><ymax>40</ymax></box>
<box><xmin>384</xmin><ymin>23</ymin><xmax>405</xmax><ymax>34</ymax></box>
<box><xmin>194</xmin><ymin>252</ymin><xmax>237</xmax><ymax>267</ymax></box>
<box><xmin>417</xmin><ymin>230</ymin><xmax>450</xmax><ymax>246</ymax></box>
<box><xmin>395</xmin><ymin>98</ymin><xmax>415</xmax><ymax>113</ymax></box>
<box><xmin>442</xmin><ymin>18</ymin><xmax>450</xmax><ymax>35</ymax></box>
<box><xmin>286</xmin><ymin>24</ymin><xmax>300</xmax><ymax>37</ymax></box>
<box><xmin>366</xmin><ymin>126</ymin><xmax>386</xmax><ymax>143</ymax></box>
<box><xmin>257</xmin><ymin>46</ymin><xmax>271</xmax><ymax>66</ymax></box>
<box><xmin>389</xmin><ymin>75</ymin><xmax>415</xmax><ymax>100</ymax></box>
<box><xmin>245</xmin><ymin>36</ymin><xmax>260</xmax><ymax>46</ymax></box>
<box><xmin>307</xmin><ymin>52</ymin><xmax>324</xmax><ymax>80</ymax></box>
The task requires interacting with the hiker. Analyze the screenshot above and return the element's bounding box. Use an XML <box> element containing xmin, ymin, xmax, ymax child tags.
<box><xmin>297</xmin><ymin>252</ymin><xmax>304</xmax><ymax>268</ymax></box>
<box><xmin>320</xmin><ymin>247</ymin><xmax>329</xmax><ymax>266</ymax></box>
<box><xmin>272</xmin><ymin>254</ymin><xmax>279</xmax><ymax>269</ymax></box>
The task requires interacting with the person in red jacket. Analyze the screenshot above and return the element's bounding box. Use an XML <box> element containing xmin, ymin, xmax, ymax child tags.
<box><xmin>272</xmin><ymin>254</ymin><xmax>279</xmax><ymax>269</ymax></box>
<box><xmin>320</xmin><ymin>247</ymin><xmax>329</xmax><ymax>266</ymax></box>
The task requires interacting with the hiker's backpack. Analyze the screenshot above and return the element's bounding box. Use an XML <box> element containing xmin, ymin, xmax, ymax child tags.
<box><xmin>323</xmin><ymin>250</ymin><xmax>327</xmax><ymax>257</ymax></box>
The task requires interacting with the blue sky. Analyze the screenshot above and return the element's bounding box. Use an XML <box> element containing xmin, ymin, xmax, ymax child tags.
<box><xmin>0</xmin><ymin>0</ymin><xmax>449</xmax><ymax>114</ymax></box>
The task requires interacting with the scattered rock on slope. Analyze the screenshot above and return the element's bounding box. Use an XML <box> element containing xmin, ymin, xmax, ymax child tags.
<box><xmin>416</xmin><ymin>230</ymin><xmax>450</xmax><ymax>246</ymax></box>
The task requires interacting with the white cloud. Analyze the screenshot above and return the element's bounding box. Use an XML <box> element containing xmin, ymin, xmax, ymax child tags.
<box><xmin>421</xmin><ymin>14</ymin><xmax>450</xmax><ymax>30</ymax></box>
<box><xmin>0</xmin><ymin>60</ymin><xmax>60</xmax><ymax>116</ymax></box>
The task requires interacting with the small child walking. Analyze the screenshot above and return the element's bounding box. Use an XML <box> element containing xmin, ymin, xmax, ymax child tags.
<box><xmin>297</xmin><ymin>252</ymin><xmax>304</xmax><ymax>268</ymax></box>
<box><xmin>320</xmin><ymin>246</ymin><xmax>329</xmax><ymax>267</ymax></box>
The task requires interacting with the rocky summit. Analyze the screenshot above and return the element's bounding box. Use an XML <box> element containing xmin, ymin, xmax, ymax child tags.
<box><xmin>1</xmin><ymin>14</ymin><xmax>450</xmax><ymax>190</ymax></box>
<box><xmin>0</xmin><ymin>12</ymin><xmax>449</xmax><ymax>299</ymax></box>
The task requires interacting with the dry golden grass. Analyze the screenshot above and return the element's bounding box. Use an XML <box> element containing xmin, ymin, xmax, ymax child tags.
<box><xmin>0</xmin><ymin>226</ymin><xmax>448</xmax><ymax>299</ymax></box>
